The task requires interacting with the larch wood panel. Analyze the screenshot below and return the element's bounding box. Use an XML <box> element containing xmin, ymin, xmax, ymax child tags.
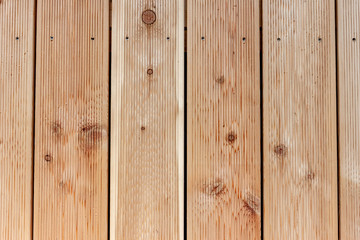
<box><xmin>33</xmin><ymin>1</ymin><xmax>109</xmax><ymax>239</ymax></box>
<box><xmin>110</xmin><ymin>1</ymin><xmax>184</xmax><ymax>240</ymax></box>
<box><xmin>0</xmin><ymin>0</ymin><xmax>35</xmax><ymax>239</ymax></box>
<box><xmin>338</xmin><ymin>1</ymin><xmax>360</xmax><ymax>239</ymax></box>
<box><xmin>187</xmin><ymin>1</ymin><xmax>261</xmax><ymax>239</ymax></box>
<box><xmin>263</xmin><ymin>0</ymin><xmax>337</xmax><ymax>239</ymax></box>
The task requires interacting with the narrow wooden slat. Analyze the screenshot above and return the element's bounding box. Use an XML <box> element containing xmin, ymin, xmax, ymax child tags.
<box><xmin>187</xmin><ymin>1</ymin><xmax>261</xmax><ymax>239</ymax></box>
<box><xmin>338</xmin><ymin>1</ymin><xmax>360</xmax><ymax>238</ymax></box>
<box><xmin>263</xmin><ymin>0</ymin><xmax>337</xmax><ymax>239</ymax></box>
<box><xmin>0</xmin><ymin>0</ymin><xmax>35</xmax><ymax>239</ymax></box>
<box><xmin>33</xmin><ymin>1</ymin><xmax>109</xmax><ymax>239</ymax></box>
<box><xmin>110</xmin><ymin>1</ymin><xmax>184</xmax><ymax>239</ymax></box>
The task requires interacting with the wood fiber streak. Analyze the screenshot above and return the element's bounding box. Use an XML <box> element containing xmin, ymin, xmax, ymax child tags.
<box><xmin>263</xmin><ymin>0</ymin><xmax>337</xmax><ymax>239</ymax></box>
<box><xmin>0</xmin><ymin>0</ymin><xmax>35</xmax><ymax>239</ymax></box>
<box><xmin>338</xmin><ymin>1</ymin><xmax>360</xmax><ymax>239</ymax></box>
<box><xmin>33</xmin><ymin>1</ymin><xmax>109</xmax><ymax>239</ymax></box>
<box><xmin>110</xmin><ymin>0</ymin><xmax>184</xmax><ymax>239</ymax></box>
<box><xmin>187</xmin><ymin>0</ymin><xmax>261</xmax><ymax>239</ymax></box>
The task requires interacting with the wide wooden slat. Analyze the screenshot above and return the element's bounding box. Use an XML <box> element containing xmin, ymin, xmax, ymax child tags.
<box><xmin>338</xmin><ymin>1</ymin><xmax>360</xmax><ymax>239</ymax></box>
<box><xmin>110</xmin><ymin>1</ymin><xmax>184</xmax><ymax>239</ymax></box>
<box><xmin>263</xmin><ymin>0</ymin><xmax>337</xmax><ymax>239</ymax></box>
<box><xmin>187</xmin><ymin>1</ymin><xmax>261</xmax><ymax>239</ymax></box>
<box><xmin>33</xmin><ymin>1</ymin><xmax>109</xmax><ymax>239</ymax></box>
<box><xmin>0</xmin><ymin>0</ymin><xmax>35</xmax><ymax>239</ymax></box>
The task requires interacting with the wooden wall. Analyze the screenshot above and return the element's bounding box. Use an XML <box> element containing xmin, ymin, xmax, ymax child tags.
<box><xmin>0</xmin><ymin>0</ymin><xmax>359</xmax><ymax>239</ymax></box>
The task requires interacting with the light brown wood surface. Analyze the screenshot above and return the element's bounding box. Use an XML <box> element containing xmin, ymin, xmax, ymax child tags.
<box><xmin>338</xmin><ymin>1</ymin><xmax>360</xmax><ymax>239</ymax></box>
<box><xmin>110</xmin><ymin>1</ymin><xmax>184</xmax><ymax>239</ymax></box>
<box><xmin>187</xmin><ymin>0</ymin><xmax>261</xmax><ymax>239</ymax></box>
<box><xmin>33</xmin><ymin>0</ymin><xmax>109</xmax><ymax>239</ymax></box>
<box><xmin>263</xmin><ymin>0</ymin><xmax>338</xmax><ymax>239</ymax></box>
<box><xmin>0</xmin><ymin>0</ymin><xmax>35</xmax><ymax>239</ymax></box>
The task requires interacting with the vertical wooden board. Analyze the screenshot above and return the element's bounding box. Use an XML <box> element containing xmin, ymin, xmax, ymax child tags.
<box><xmin>33</xmin><ymin>1</ymin><xmax>109</xmax><ymax>239</ymax></box>
<box><xmin>187</xmin><ymin>1</ymin><xmax>261</xmax><ymax>239</ymax></box>
<box><xmin>263</xmin><ymin>0</ymin><xmax>337</xmax><ymax>239</ymax></box>
<box><xmin>338</xmin><ymin>1</ymin><xmax>360</xmax><ymax>239</ymax></box>
<box><xmin>0</xmin><ymin>0</ymin><xmax>35</xmax><ymax>239</ymax></box>
<box><xmin>110</xmin><ymin>1</ymin><xmax>184</xmax><ymax>240</ymax></box>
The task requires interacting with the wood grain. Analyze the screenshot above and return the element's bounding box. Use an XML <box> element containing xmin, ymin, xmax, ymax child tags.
<box><xmin>33</xmin><ymin>1</ymin><xmax>109</xmax><ymax>239</ymax></box>
<box><xmin>110</xmin><ymin>1</ymin><xmax>184</xmax><ymax>239</ymax></box>
<box><xmin>263</xmin><ymin>0</ymin><xmax>338</xmax><ymax>239</ymax></box>
<box><xmin>187</xmin><ymin>0</ymin><xmax>261</xmax><ymax>239</ymax></box>
<box><xmin>0</xmin><ymin>0</ymin><xmax>35</xmax><ymax>239</ymax></box>
<box><xmin>338</xmin><ymin>1</ymin><xmax>360</xmax><ymax>239</ymax></box>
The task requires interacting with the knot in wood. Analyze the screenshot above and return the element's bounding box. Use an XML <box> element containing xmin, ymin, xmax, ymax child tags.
<box><xmin>204</xmin><ymin>179</ymin><xmax>226</xmax><ymax>197</ymax></box>
<box><xmin>79</xmin><ymin>124</ymin><xmax>103</xmax><ymax>153</ymax></box>
<box><xmin>274</xmin><ymin>144</ymin><xmax>287</xmax><ymax>157</ymax></box>
<box><xmin>226</xmin><ymin>132</ymin><xmax>237</xmax><ymax>144</ymax></box>
<box><xmin>216</xmin><ymin>76</ymin><xmax>224</xmax><ymax>84</ymax></box>
<box><xmin>142</xmin><ymin>10</ymin><xmax>156</xmax><ymax>25</ymax></box>
<box><xmin>44</xmin><ymin>154</ymin><xmax>53</xmax><ymax>162</ymax></box>
<box><xmin>147</xmin><ymin>68</ymin><xmax>153</xmax><ymax>75</ymax></box>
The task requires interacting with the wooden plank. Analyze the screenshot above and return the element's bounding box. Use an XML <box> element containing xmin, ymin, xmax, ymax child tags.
<box><xmin>187</xmin><ymin>0</ymin><xmax>261</xmax><ymax>239</ymax></box>
<box><xmin>0</xmin><ymin>0</ymin><xmax>35</xmax><ymax>239</ymax></box>
<box><xmin>263</xmin><ymin>0</ymin><xmax>337</xmax><ymax>239</ymax></box>
<box><xmin>110</xmin><ymin>1</ymin><xmax>184</xmax><ymax>239</ymax></box>
<box><xmin>338</xmin><ymin>1</ymin><xmax>360</xmax><ymax>239</ymax></box>
<box><xmin>33</xmin><ymin>1</ymin><xmax>109</xmax><ymax>239</ymax></box>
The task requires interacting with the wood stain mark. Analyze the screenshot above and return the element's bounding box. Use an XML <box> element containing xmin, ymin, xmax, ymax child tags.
<box><xmin>141</xmin><ymin>126</ymin><xmax>145</xmax><ymax>131</ymax></box>
<box><xmin>142</xmin><ymin>9</ymin><xmax>156</xmax><ymax>25</ymax></box>
<box><xmin>203</xmin><ymin>179</ymin><xmax>226</xmax><ymax>197</ymax></box>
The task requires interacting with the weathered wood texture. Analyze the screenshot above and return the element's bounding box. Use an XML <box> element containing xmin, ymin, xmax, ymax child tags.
<box><xmin>263</xmin><ymin>0</ymin><xmax>338</xmax><ymax>239</ymax></box>
<box><xmin>187</xmin><ymin>0</ymin><xmax>261</xmax><ymax>239</ymax></box>
<box><xmin>33</xmin><ymin>0</ymin><xmax>109</xmax><ymax>239</ymax></box>
<box><xmin>110</xmin><ymin>1</ymin><xmax>184</xmax><ymax>239</ymax></box>
<box><xmin>338</xmin><ymin>1</ymin><xmax>360</xmax><ymax>239</ymax></box>
<box><xmin>0</xmin><ymin>0</ymin><xmax>35</xmax><ymax>239</ymax></box>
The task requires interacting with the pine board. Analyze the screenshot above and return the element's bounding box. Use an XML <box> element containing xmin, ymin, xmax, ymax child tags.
<box><xmin>33</xmin><ymin>0</ymin><xmax>109</xmax><ymax>239</ymax></box>
<box><xmin>338</xmin><ymin>0</ymin><xmax>360</xmax><ymax>239</ymax></box>
<box><xmin>187</xmin><ymin>0</ymin><xmax>261</xmax><ymax>239</ymax></box>
<box><xmin>263</xmin><ymin>0</ymin><xmax>338</xmax><ymax>239</ymax></box>
<box><xmin>0</xmin><ymin>0</ymin><xmax>35</xmax><ymax>239</ymax></box>
<box><xmin>110</xmin><ymin>1</ymin><xmax>184</xmax><ymax>239</ymax></box>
